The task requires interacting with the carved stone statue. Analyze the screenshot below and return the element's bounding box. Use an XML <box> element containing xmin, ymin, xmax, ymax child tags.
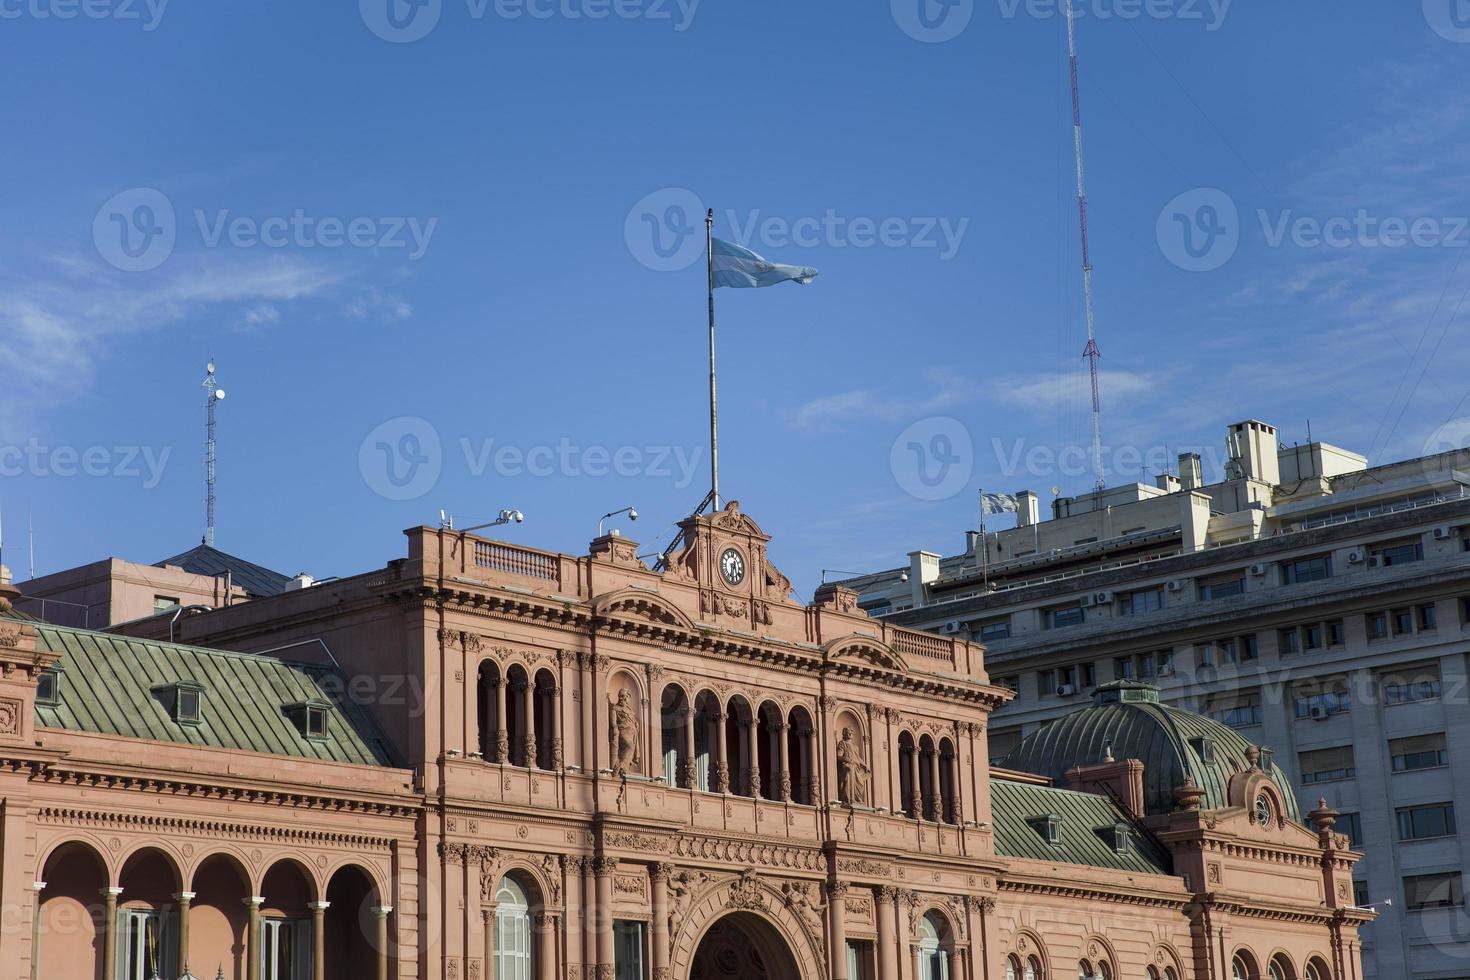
<box><xmin>609</xmin><ymin>689</ymin><xmax>641</xmax><ymax>775</ymax></box>
<box><xmin>836</xmin><ymin>727</ymin><xmax>871</xmax><ymax>806</ymax></box>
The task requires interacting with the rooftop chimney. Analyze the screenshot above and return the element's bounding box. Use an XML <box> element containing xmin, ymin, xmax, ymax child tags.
<box><xmin>1156</xmin><ymin>473</ymin><xmax>1181</xmax><ymax>493</ymax></box>
<box><xmin>1178</xmin><ymin>453</ymin><xmax>1203</xmax><ymax>490</ymax></box>
<box><xmin>1228</xmin><ymin>420</ymin><xmax>1280</xmax><ymax>485</ymax></box>
<box><xmin>907</xmin><ymin>550</ymin><xmax>941</xmax><ymax>607</ymax></box>
<box><xmin>1015</xmin><ymin>490</ymin><xmax>1040</xmax><ymax>527</ymax></box>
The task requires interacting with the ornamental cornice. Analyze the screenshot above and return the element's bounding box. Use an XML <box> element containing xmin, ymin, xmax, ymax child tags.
<box><xmin>35</xmin><ymin>807</ymin><xmax>397</xmax><ymax>850</ymax></box>
<box><xmin>998</xmin><ymin>877</ymin><xmax>1187</xmax><ymax>910</ymax></box>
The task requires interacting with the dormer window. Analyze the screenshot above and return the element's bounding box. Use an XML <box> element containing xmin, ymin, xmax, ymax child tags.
<box><xmin>1190</xmin><ymin>735</ymin><xmax>1215</xmax><ymax>765</ymax></box>
<box><xmin>153</xmin><ymin>681</ymin><xmax>204</xmax><ymax>726</ymax></box>
<box><xmin>284</xmin><ymin>700</ymin><xmax>332</xmax><ymax>741</ymax></box>
<box><xmin>36</xmin><ymin>667</ymin><xmax>61</xmax><ymax>707</ymax></box>
<box><xmin>1108</xmin><ymin>822</ymin><xmax>1131</xmax><ymax>854</ymax></box>
<box><xmin>1027</xmin><ymin>813</ymin><xmax>1063</xmax><ymax>845</ymax></box>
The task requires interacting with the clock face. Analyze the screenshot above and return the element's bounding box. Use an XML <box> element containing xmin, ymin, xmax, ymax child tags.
<box><xmin>719</xmin><ymin>548</ymin><xmax>746</xmax><ymax>586</ymax></box>
<box><xmin>1255</xmin><ymin>794</ymin><xmax>1273</xmax><ymax>828</ymax></box>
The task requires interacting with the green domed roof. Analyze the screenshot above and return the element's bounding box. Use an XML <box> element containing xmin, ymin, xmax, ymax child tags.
<box><xmin>1000</xmin><ymin>681</ymin><xmax>1301</xmax><ymax>820</ymax></box>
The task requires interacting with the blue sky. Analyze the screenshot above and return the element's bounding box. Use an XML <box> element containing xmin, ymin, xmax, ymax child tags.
<box><xmin>3</xmin><ymin>0</ymin><xmax>1470</xmax><ymax>594</ymax></box>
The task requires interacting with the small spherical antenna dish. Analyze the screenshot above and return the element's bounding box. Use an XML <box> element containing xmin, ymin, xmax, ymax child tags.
<box><xmin>215</xmin><ymin>390</ymin><xmax>226</xmax><ymax>400</ymax></box>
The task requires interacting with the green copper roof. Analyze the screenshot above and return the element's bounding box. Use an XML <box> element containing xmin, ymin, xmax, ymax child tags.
<box><xmin>990</xmin><ymin>778</ymin><xmax>1171</xmax><ymax>875</ymax></box>
<box><xmin>1001</xmin><ymin>682</ymin><xmax>1301</xmax><ymax>820</ymax></box>
<box><xmin>32</xmin><ymin>623</ymin><xmax>397</xmax><ymax>767</ymax></box>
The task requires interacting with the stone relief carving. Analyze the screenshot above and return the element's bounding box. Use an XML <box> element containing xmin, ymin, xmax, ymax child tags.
<box><xmin>609</xmin><ymin>689</ymin><xmax>641</xmax><ymax>775</ymax></box>
<box><xmin>835</xmin><ymin>727</ymin><xmax>871</xmax><ymax>806</ymax></box>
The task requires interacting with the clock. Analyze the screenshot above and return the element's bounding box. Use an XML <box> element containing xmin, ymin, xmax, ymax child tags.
<box><xmin>719</xmin><ymin>548</ymin><xmax>746</xmax><ymax>586</ymax></box>
<box><xmin>1254</xmin><ymin>794</ymin><xmax>1273</xmax><ymax>828</ymax></box>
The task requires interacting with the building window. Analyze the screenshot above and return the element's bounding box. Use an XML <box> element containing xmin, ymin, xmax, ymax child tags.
<box><xmin>1045</xmin><ymin>606</ymin><xmax>1086</xmax><ymax>630</ymax></box>
<box><xmin>284</xmin><ymin>700</ymin><xmax>332</xmax><ymax>741</ymax></box>
<box><xmin>995</xmin><ymin>676</ymin><xmax>1019</xmax><ymax>694</ymax></box>
<box><xmin>1392</xmin><ymin>607</ymin><xmax>1415</xmax><ymax>635</ymax></box>
<box><xmin>614</xmin><ymin>921</ymin><xmax>646</xmax><ymax>980</ymax></box>
<box><xmin>1392</xmin><ymin>733</ymin><xmax>1449</xmax><ymax>772</ymax></box>
<box><xmin>1115</xmin><ymin>656</ymin><xmax>1136</xmax><ymax>681</ymax></box>
<box><xmin>1294</xmin><ymin>679</ymin><xmax>1351</xmax><ymax>719</ymax></box>
<box><xmin>36</xmin><ymin>668</ymin><xmax>60</xmax><ymax>706</ymax></box>
<box><xmin>1238</xmin><ymin>635</ymin><xmax>1258</xmax><ymax>661</ymax></box>
<box><xmin>121</xmin><ymin>908</ymin><xmax>174</xmax><ymax>980</ymax></box>
<box><xmin>978</xmin><ymin>619</ymin><xmax>1010</xmax><ymax>642</ymax></box>
<box><xmin>1119</xmin><ymin>588</ymin><xmax>1164</xmax><ymax>615</ymax></box>
<box><xmin>1198</xmin><ymin>575</ymin><xmax>1246</xmax><ymax>600</ymax></box>
<box><xmin>1404</xmin><ymin>872</ymin><xmax>1464</xmax><ymax>910</ymax></box>
<box><xmin>1382</xmin><ymin>665</ymin><xmax>1442</xmax><ymax>705</ymax></box>
<box><xmin>1282</xmin><ymin>555</ymin><xmax>1332</xmax><ymax>585</ymax></box>
<box><xmin>1299</xmin><ymin>746</ymin><xmax>1355</xmax><ymax>784</ymax></box>
<box><xmin>1278</xmin><ymin>628</ymin><xmax>1300</xmax><ymax>655</ymax></box>
<box><xmin>1374</xmin><ymin>541</ymin><xmax>1424</xmax><ymax>567</ymax></box>
<box><xmin>1327</xmin><ymin>619</ymin><xmax>1345</xmax><ymax>646</ymax></box>
<box><xmin>1366</xmin><ymin>612</ymin><xmax>1389</xmax><ymax>640</ymax></box>
<box><xmin>1419</xmin><ymin>603</ymin><xmax>1438</xmax><ymax>631</ymax></box>
<box><xmin>153</xmin><ymin>595</ymin><xmax>181</xmax><ymax>612</ymax></box>
<box><xmin>261</xmin><ymin>918</ymin><xmax>311</xmax><ymax>980</ymax></box>
<box><xmin>1334</xmin><ymin>812</ymin><xmax>1363</xmax><ymax>848</ymax></box>
<box><xmin>1303</xmin><ymin>623</ymin><xmax>1324</xmax><ymax>651</ymax></box>
<box><xmin>1209</xmin><ymin>693</ymin><xmax>1262</xmax><ymax>729</ymax></box>
<box><xmin>1397</xmin><ymin>803</ymin><xmax>1456</xmax><ymax>841</ymax></box>
<box><xmin>495</xmin><ymin>875</ymin><xmax>536</xmax><ymax>979</ymax></box>
<box><xmin>988</xmin><ymin>728</ymin><xmax>1022</xmax><ymax>766</ymax></box>
<box><xmin>846</xmin><ymin>940</ymin><xmax>873</xmax><ymax>980</ymax></box>
<box><xmin>916</xmin><ymin>912</ymin><xmax>949</xmax><ymax>980</ymax></box>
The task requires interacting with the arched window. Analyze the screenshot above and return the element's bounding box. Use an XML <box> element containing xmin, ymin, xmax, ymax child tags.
<box><xmin>1233</xmin><ymin>953</ymin><xmax>1257</xmax><ymax>980</ymax></box>
<box><xmin>1098</xmin><ymin>963</ymin><xmax>1112</xmax><ymax>980</ymax></box>
<box><xmin>1165</xmin><ymin>970</ymin><xmax>1178</xmax><ymax>980</ymax></box>
<box><xmin>1304</xmin><ymin>959</ymin><xmax>1330</xmax><ymax>980</ymax></box>
<box><xmin>1079</xmin><ymin>961</ymin><xmax>1094</xmax><ymax>980</ymax></box>
<box><xmin>1147</xmin><ymin>968</ymin><xmax>1161</xmax><ymax>980</ymax></box>
<box><xmin>1027</xmin><ymin>956</ymin><xmax>1043</xmax><ymax>980</ymax></box>
<box><xmin>1008</xmin><ymin>956</ymin><xmax>1022</xmax><ymax>980</ymax></box>
<box><xmin>660</xmin><ymin>687</ymin><xmax>689</xmax><ymax>788</ymax></box>
<box><xmin>916</xmin><ymin>912</ymin><xmax>949</xmax><ymax>980</ymax></box>
<box><xmin>495</xmin><ymin>875</ymin><xmax>535</xmax><ymax>980</ymax></box>
<box><xmin>1268</xmin><ymin>955</ymin><xmax>1293</xmax><ymax>980</ymax></box>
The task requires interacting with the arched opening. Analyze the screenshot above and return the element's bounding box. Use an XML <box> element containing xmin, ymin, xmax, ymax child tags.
<box><xmin>690</xmin><ymin>911</ymin><xmax>801</xmax><ymax>980</ymax></box>
<box><xmin>1233</xmin><ymin>951</ymin><xmax>1261</xmax><ymax>980</ymax></box>
<box><xmin>1267</xmin><ymin>954</ymin><xmax>1295</xmax><ymax>980</ymax></box>
<box><xmin>918</xmin><ymin>735</ymin><xmax>938</xmax><ymax>821</ymax></box>
<box><xmin>478</xmin><ymin>661</ymin><xmax>504</xmax><ymax>762</ymax></box>
<box><xmin>898</xmin><ymin>732</ymin><xmax>918</xmax><ymax>818</ymax></box>
<box><xmin>757</xmin><ymin>701</ymin><xmax>783</xmax><ymax>800</ymax></box>
<box><xmin>1304</xmin><ymin>957</ymin><xmax>1331</xmax><ymax>980</ymax></box>
<box><xmin>916</xmin><ymin>911</ymin><xmax>952</xmax><ymax>980</ymax></box>
<box><xmin>533</xmin><ymin>669</ymin><xmax>558</xmax><ymax>770</ymax></box>
<box><xmin>118</xmin><ymin>847</ymin><xmax>183</xmax><ymax>980</ymax></box>
<box><xmin>324</xmin><ymin>864</ymin><xmax>378</xmax><ymax>980</ymax></box>
<box><xmin>787</xmin><ymin>706</ymin><xmax>815</xmax><ymax>805</ymax></box>
<box><xmin>505</xmin><ymin>665</ymin><xmax>532</xmax><ymax>768</ymax></box>
<box><xmin>693</xmin><ymin>691</ymin><xmax>721</xmax><ymax>792</ymax></box>
<box><xmin>726</xmin><ymin>696</ymin><xmax>755</xmax><ymax>797</ymax></box>
<box><xmin>938</xmin><ymin>738</ymin><xmax>958</xmax><ymax>824</ymax></box>
<box><xmin>38</xmin><ymin>841</ymin><xmax>108</xmax><ymax>980</ymax></box>
<box><xmin>260</xmin><ymin>859</ymin><xmax>316</xmax><ymax>980</ymax></box>
<box><xmin>189</xmin><ymin>853</ymin><xmax>251</xmax><ymax>980</ymax></box>
<box><xmin>494</xmin><ymin>873</ymin><xmax>537</xmax><ymax>980</ymax></box>
<box><xmin>660</xmin><ymin>686</ymin><xmax>691</xmax><ymax>788</ymax></box>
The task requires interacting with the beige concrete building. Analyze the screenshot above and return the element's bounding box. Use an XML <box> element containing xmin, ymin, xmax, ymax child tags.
<box><xmin>841</xmin><ymin>420</ymin><xmax>1470</xmax><ymax>980</ymax></box>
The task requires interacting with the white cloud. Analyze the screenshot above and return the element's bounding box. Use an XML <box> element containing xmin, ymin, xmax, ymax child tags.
<box><xmin>346</xmin><ymin>287</ymin><xmax>413</xmax><ymax>322</ymax></box>
<box><xmin>785</xmin><ymin>369</ymin><xmax>971</xmax><ymax>433</ymax></box>
<box><xmin>988</xmin><ymin>368</ymin><xmax>1158</xmax><ymax>412</ymax></box>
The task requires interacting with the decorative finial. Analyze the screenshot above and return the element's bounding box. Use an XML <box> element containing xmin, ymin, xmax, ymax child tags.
<box><xmin>1172</xmin><ymin>778</ymin><xmax>1204</xmax><ymax>812</ymax></box>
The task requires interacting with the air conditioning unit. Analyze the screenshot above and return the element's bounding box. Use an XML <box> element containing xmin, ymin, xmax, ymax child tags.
<box><xmin>1094</xmin><ymin>591</ymin><xmax>1113</xmax><ymax>606</ymax></box>
<box><xmin>1433</xmin><ymin>526</ymin><xmax>1459</xmax><ymax>541</ymax></box>
<box><xmin>1347</xmin><ymin>549</ymin><xmax>1366</xmax><ymax>565</ymax></box>
<box><xmin>1056</xmin><ymin>684</ymin><xmax>1078</xmax><ymax>697</ymax></box>
<box><xmin>938</xmin><ymin>621</ymin><xmax>963</xmax><ymax>635</ymax></box>
<box><xmin>1249</xmin><ymin>563</ymin><xmax>1267</xmax><ymax>577</ymax></box>
<box><xmin>1167</xmin><ymin>579</ymin><xmax>1185</xmax><ymax>592</ymax></box>
<box><xmin>1309</xmin><ymin>704</ymin><xmax>1330</xmax><ymax>721</ymax></box>
<box><xmin>1079</xmin><ymin>594</ymin><xmax>1096</xmax><ymax>608</ymax></box>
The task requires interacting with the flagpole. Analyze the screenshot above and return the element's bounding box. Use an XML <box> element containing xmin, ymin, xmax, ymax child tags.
<box><xmin>978</xmin><ymin>490</ymin><xmax>988</xmax><ymax>590</ymax></box>
<box><xmin>707</xmin><ymin>208</ymin><xmax>719</xmax><ymax>512</ymax></box>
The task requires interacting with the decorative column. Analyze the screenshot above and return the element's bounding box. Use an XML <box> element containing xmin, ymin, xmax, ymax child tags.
<box><xmin>536</xmin><ymin>912</ymin><xmax>556</xmax><ymax>980</ymax></box>
<box><xmin>828</xmin><ymin>881</ymin><xmax>849</xmax><ymax>980</ymax></box>
<box><xmin>244</xmin><ymin>896</ymin><xmax>264</xmax><ymax>980</ymax></box>
<box><xmin>372</xmin><ymin>905</ymin><xmax>393</xmax><ymax>980</ymax></box>
<box><xmin>594</xmin><ymin>858</ymin><xmax>616</xmax><ymax>979</ymax></box>
<box><xmin>745</xmin><ymin>719</ymin><xmax>761</xmax><ymax>797</ymax></box>
<box><xmin>175</xmin><ymin>891</ymin><xmax>195</xmax><ymax>977</ymax></box>
<box><xmin>906</xmin><ymin>748</ymin><xmax>921</xmax><ymax>818</ymax></box>
<box><xmin>495</xmin><ymin>675</ymin><xmax>510</xmax><ymax>764</ymax></box>
<box><xmin>483</xmin><ymin>907</ymin><xmax>497</xmax><ymax>980</ymax></box>
<box><xmin>713</xmin><ymin>712</ymin><xmax>730</xmax><ymax>793</ymax></box>
<box><xmin>928</xmin><ymin>748</ymin><xmax>943</xmax><ymax>822</ymax></box>
<box><xmin>29</xmin><ymin>881</ymin><xmax>45</xmax><ymax>980</ymax></box>
<box><xmin>876</xmin><ymin>886</ymin><xmax>899</xmax><ymax>980</ymax></box>
<box><xmin>650</xmin><ymin>863</ymin><xmax>673</xmax><ymax>980</ymax></box>
<box><xmin>681</xmin><ymin>708</ymin><xmax>697</xmax><ymax>789</ymax></box>
<box><xmin>550</xmin><ymin>683</ymin><xmax>564</xmax><ymax>769</ymax></box>
<box><xmin>776</xmin><ymin>722</ymin><xmax>792</xmax><ymax>801</ymax></box>
<box><xmin>101</xmin><ymin>887</ymin><xmax>123</xmax><ymax>980</ymax></box>
<box><xmin>308</xmin><ymin>901</ymin><xmax>329</xmax><ymax>980</ymax></box>
<box><xmin>521</xmin><ymin>678</ymin><xmax>538</xmax><ymax>769</ymax></box>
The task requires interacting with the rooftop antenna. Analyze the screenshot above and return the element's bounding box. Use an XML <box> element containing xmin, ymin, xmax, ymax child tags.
<box><xmin>1065</xmin><ymin>0</ymin><xmax>1106</xmax><ymax>493</ymax></box>
<box><xmin>202</xmin><ymin>359</ymin><xmax>226</xmax><ymax>547</ymax></box>
<box><xmin>27</xmin><ymin>501</ymin><xmax>34</xmax><ymax>580</ymax></box>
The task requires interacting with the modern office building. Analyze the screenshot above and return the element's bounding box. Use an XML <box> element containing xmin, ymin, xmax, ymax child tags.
<box><xmin>839</xmin><ymin>419</ymin><xmax>1470</xmax><ymax>979</ymax></box>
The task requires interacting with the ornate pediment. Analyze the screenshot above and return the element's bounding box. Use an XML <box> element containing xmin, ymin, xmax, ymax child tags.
<box><xmin>824</xmin><ymin>635</ymin><xmax>908</xmax><ymax>673</ymax></box>
<box><xmin>591</xmin><ymin>589</ymin><xmax>697</xmax><ymax>633</ymax></box>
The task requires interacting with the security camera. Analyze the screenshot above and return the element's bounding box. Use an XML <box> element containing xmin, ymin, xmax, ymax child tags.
<box><xmin>629</xmin><ymin>508</ymin><xmax>639</xmax><ymax>521</ymax></box>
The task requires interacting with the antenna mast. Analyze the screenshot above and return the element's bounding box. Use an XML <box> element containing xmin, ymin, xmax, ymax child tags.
<box><xmin>1065</xmin><ymin>0</ymin><xmax>1106</xmax><ymax>493</ymax></box>
<box><xmin>202</xmin><ymin>360</ymin><xmax>225</xmax><ymax>547</ymax></box>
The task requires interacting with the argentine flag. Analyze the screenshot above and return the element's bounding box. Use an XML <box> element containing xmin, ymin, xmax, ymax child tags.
<box><xmin>711</xmin><ymin>238</ymin><xmax>819</xmax><ymax>289</ymax></box>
